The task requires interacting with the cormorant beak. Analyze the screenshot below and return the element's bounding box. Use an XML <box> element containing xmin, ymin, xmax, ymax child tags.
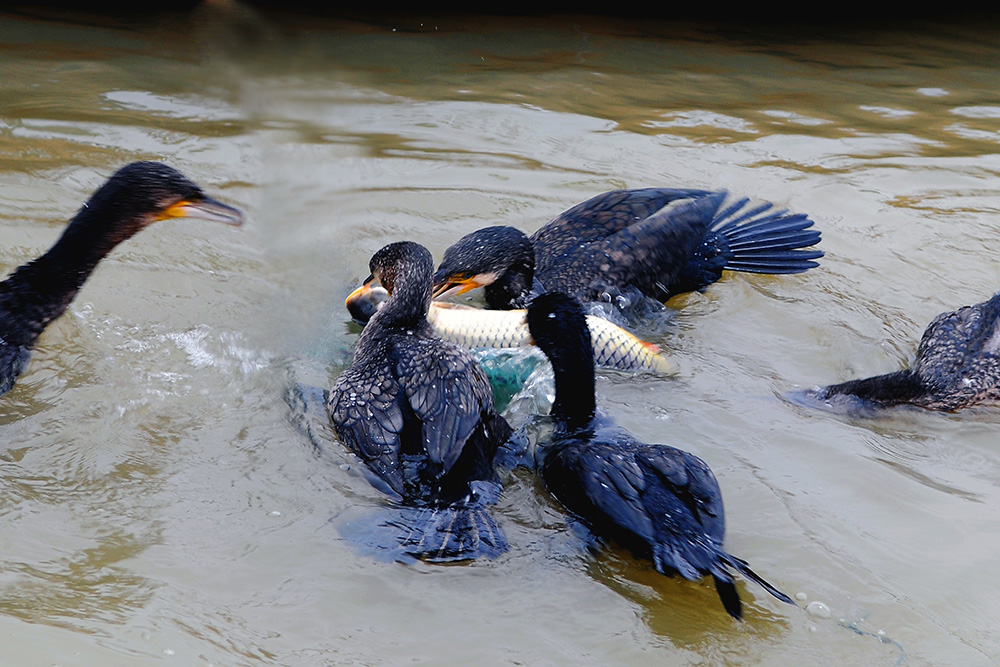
<box><xmin>431</xmin><ymin>272</ymin><xmax>497</xmax><ymax>300</ymax></box>
<box><xmin>345</xmin><ymin>276</ymin><xmax>389</xmax><ymax>324</ymax></box>
<box><xmin>162</xmin><ymin>195</ymin><xmax>244</xmax><ymax>226</ymax></box>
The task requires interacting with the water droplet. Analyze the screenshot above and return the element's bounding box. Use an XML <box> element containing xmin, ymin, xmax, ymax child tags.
<box><xmin>805</xmin><ymin>601</ymin><xmax>831</xmax><ymax>619</ymax></box>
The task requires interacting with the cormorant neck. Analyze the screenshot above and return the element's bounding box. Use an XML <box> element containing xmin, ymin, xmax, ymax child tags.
<box><xmin>545</xmin><ymin>331</ymin><xmax>597</xmax><ymax>432</ymax></box>
<box><xmin>822</xmin><ymin>369</ymin><xmax>925</xmax><ymax>407</ymax></box>
<box><xmin>369</xmin><ymin>275</ymin><xmax>432</xmax><ymax>332</ymax></box>
<box><xmin>0</xmin><ymin>205</ymin><xmax>139</xmax><ymax>345</ymax></box>
<box><xmin>484</xmin><ymin>245</ymin><xmax>535</xmax><ymax>310</ymax></box>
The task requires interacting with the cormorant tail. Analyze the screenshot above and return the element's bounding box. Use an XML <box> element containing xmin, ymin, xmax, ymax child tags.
<box><xmin>389</xmin><ymin>501</ymin><xmax>509</xmax><ymax>562</ymax></box>
<box><xmin>716</xmin><ymin>551</ymin><xmax>796</xmax><ymax>608</ymax></box>
<box><xmin>339</xmin><ymin>484</ymin><xmax>508</xmax><ymax>564</ymax></box>
<box><xmin>669</xmin><ymin>196</ymin><xmax>822</xmax><ymax>294</ymax></box>
<box><xmin>711</xmin><ymin>197</ymin><xmax>824</xmax><ymax>274</ymax></box>
<box><xmin>713</xmin><ymin>576</ymin><xmax>743</xmax><ymax>620</ymax></box>
<box><xmin>652</xmin><ymin>536</ymin><xmax>794</xmax><ymax>620</ymax></box>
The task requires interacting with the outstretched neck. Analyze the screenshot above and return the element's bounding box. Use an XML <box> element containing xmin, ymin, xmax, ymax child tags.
<box><xmin>822</xmin><ymin>369</ymin><xmax>926</xmax><ymax>407</ymax></box>
<box><xmin>1</xmin><ymin>206</ymin><xmax>136</xmax><ymax>345</ymax></box>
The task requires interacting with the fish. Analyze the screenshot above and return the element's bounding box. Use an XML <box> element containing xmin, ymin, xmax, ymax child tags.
<box><xmin>347</xmin><ymin>284</ymin><xmax>675</xmax><ymax>374</ymax></box>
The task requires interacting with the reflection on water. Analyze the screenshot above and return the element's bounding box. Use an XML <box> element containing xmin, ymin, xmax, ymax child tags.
<box><xmin>3</xmin><ymin>6</ymin><xmax>1000</xmax><ymax>665</ymax></box>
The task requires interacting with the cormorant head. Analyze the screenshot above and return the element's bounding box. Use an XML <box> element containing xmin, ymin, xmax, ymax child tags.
<box><xmin>432</xmin><ymin>226</ymin><xmax>533</xmax><ymax>300</ymax></box>
<box><xmin>80</xmin><ymin>161</ymin><xmax>243</xmax><ymax>242</ymax></box>
<box><xmin>345</xmin><ymin>241</ymin><xmax>433</xmax><ymax>320</ymax></box>
<box><xmin>369</xmin><ymin>241</ymin><xmax>433</xmax><ymax>294</ymax></box>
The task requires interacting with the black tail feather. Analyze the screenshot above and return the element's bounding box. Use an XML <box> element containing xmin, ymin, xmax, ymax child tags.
<box><xmin>712</xmin><ymin>197</ymin><xmax>779</xmax><ymax>232</ymax></box>
<box><xmin>713</xmin><ymin>575</ymin><xmax>743</xmax><ymax>620</ymax></box>
<box><xmin>726</xmin><ymin>259</ymin><xmax>822</xmax><ymax>273</ymax></box>
<box><xmin>670</xmin><ymin>195</ymin><xmax>822</xmax><ymax>294</ymax></box>
<box><xmin>710</xmin><ymin>202</ymin><xmax>822</xmax><ymax>276</ymax></box>
<box><xmin>727</xmin><ymin>229</ymin><xmax>822</xmax><ymax>252</ymax></box>
<box><xmin>340</xmin><ymin>494</ymin><xmax>509</xmax><ymax>564</ymax></box>
<box><xmin>650</xmin><ymin>535</ymin><xmax>793</xmax><ymax>619</ymax></box>
<box><xmin>719</xmin><ymin>213</ymin><xmax>814</xmax><ymax>241</ymax></box>
<box><xmin>390</xmin><ymin>503</ymin><xmax>508</xmax><ymax>562</ymax></box>
<box><xmin>718</xmin><ymin>552</ymin><xmax>796</xmax><ymax>607</ymax></box>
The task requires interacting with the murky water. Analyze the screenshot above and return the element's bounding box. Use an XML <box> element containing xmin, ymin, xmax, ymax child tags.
<box><xmin>3</xmin><ymin>7</ymin><xmax>1000</xmax><ymax>665</ymax></box>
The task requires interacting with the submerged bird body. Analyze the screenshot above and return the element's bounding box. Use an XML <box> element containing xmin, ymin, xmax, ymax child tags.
<box><xmin>328</xmin><ymin>242</ymin><xmax>511</xmax><ymax>561</ymax></box>
<box><xmin>810</xmin><ymin>292</ymin><xmax>1000</xmax><ymax>411</ymax></box>
<box><xmin>526</xmin><ymin>292</ymin><xmax>793</xmax><ymax>619</ymax></box>
<box><xmin>434</xmin><ymin>188</ymin><xmax>822</xmax><ymax>310</ymax></box>
<box><xmin>0</xmin><ymin>161</ymin><xmax>242</xmax><ymax>396</ymax></box>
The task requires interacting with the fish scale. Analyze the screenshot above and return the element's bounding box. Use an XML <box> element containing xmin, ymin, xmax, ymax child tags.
<box><xmin>426</xmin><ymin>303</ymin><xmax>675</xmax><ymax>374</ymax></box>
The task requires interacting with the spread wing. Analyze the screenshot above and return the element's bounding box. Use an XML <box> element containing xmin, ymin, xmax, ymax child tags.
<box><xmin>531</xmin><ymin>188</ymin><xmax>710</xmax><ymax>277</ymax></box>
<box><xmin>540</xmin><ymin>193</ymin><xmax>723</xmax><ymax>301</ymax></box>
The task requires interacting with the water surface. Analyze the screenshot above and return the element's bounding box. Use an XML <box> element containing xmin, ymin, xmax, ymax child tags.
<box><xmin>2</xmin><ymin>7</ymin><xmax>1000</xmax><ymax>665</ymax></box>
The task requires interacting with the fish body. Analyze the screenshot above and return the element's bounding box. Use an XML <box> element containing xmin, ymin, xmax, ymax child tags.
<box><xmin>427</xmin><ymin>302</ymin><xmax>675</xmax><ymax>375</ymax></box>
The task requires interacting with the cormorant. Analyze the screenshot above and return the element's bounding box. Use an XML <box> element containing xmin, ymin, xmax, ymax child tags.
<box><xmin>433</xmin><ymin>188</ymin><xmax>822</xmax><ymax>310</ymax></box>
<box><xmin>0</xmin><ymin>161</ymin><xmax>243</xmax><ymax>397</ymax></box>
<box><xmin>801</xmin><ymin>291</ymin><xmax>1000</xmax><ymax>412</ymax></box>
<box><xmin>526</xmin><ymin>292</ymin><xmax>794</xmax><ymax>619</ymax></box>
<box><xmin>328</xmin><ymin>241</ymin><xmax>512</xmax><ymax>561</ymax></box>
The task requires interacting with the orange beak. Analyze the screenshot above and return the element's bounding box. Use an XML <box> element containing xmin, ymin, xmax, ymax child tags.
<box><xmin>345</xmin><ymin>276</ymin><xmax>389</xmax><ymax>323</ymax></box>
<box><xmin>162</xmin><ymin>195</ymin><xmax>244</xmax><ymax>226</ymax></box>
<box><xmin>432</xmin><ymin>274</ymin><xmax>494</xmax><ymax>300</ymax></box>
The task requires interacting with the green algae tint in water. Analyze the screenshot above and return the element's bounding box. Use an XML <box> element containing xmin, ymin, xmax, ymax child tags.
<box><xmin>2</xmin><ymin>8</ymin><xmax>1000</xmax><ymax>665</ymax></box>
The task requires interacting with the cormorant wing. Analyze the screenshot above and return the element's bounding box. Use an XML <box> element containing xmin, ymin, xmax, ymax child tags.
<box><xmin>550</xmin><ymin>432</ymin><xmax>727</xmax><ymax>573</ymax></box>
<box><xmin>634</xmin><ymin>443</ymin><xmax>726</xmax><ymax>546</ymax></box>
<box><xmin>328</xmin><ymin>360</ymin><xmax>408</xmax><ymax>496</ymax></box>
<box><xmin>914</xmin><ymin>292</ymin><xmax>1000</xmax><ymax>394</ymax></box>
<box><xmin>541</xmin><ymin>193</ymin><xmax>724</xmax><ymax>300</ymax></box>
<box><xmin>531</xmin><ymin>188</ymin><xmax>710</xmax><ymax>277</ymax></box>
<box><xmin>552</xmin><ymin>437</ymin><xmax>657</xmax><ymax>543</ymax></box>
<box><xmin>395</xmin><ymin>336</ymin><xmax>495</xmax><ymax>473</ymax></box>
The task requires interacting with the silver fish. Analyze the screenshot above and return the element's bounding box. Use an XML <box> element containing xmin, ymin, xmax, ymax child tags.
<box><xmin>347</xmin><ymin>285</ymin><xmax>675</xmax><ymax>374</ymax></box>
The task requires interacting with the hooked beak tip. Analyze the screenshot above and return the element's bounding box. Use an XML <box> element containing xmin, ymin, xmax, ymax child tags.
<box><xmin>164</xmin><ymin>196</ymin><xmax>244</xmax><ymax>227</ymax></box>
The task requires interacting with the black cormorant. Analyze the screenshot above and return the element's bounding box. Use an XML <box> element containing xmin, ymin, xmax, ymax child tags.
<box><xmin>328</xmin><ymin>241</ymin><xmax>512</xmax><ymax>561</ymax></box>
<box><xmin>0</xmin><ymin>161</ymin><xmax>243</xmax><ymax>397</ymax></box>
<box><xmin>433</xmin><ymin>188</ymin><xmax>822</xmax><ymax>310</ymax></box>
<box><xmin>801</xmin><ymin>291</ymin><xmax>1000</xmax><ymax>412</ymax></box>
<box><xmin>526</xmin><ymin>292</ymin><xmax>794</xmax><ymax>619</ymax></box>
